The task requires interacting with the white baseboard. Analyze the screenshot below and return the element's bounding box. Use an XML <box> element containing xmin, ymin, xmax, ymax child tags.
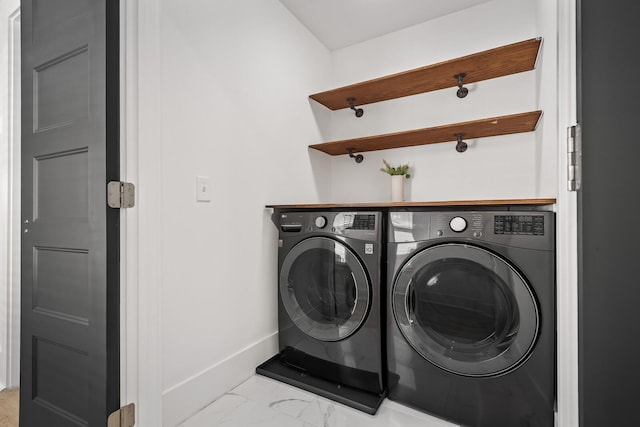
<box><xmin>162</xmin><ymin>332</ymin><xmax>278</xmax><ymax>427</ymax></box>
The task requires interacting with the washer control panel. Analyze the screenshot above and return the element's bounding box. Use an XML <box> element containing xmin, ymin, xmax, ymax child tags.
<box><xmin>279</xmin><ymin>211</ymin><xmax>381</xmax><ymax>241</ymax></box>
<box><xmin>314</xmin><ymin>216</ymin><xmax>327</xmax><ymax>229</ymax></box>
<box><xmin>334</xmin><ymin>213</ymin><xmax>377</xmax><ymax>231</ymax></box>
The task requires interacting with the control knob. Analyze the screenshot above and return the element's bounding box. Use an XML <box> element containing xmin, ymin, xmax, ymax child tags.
<box><xmin>315</xmin><ymin>216</ymin><xmax>327</xmax><ymax>229</ymax></box>
<box><xmin>449</xmin><ymin>216</ymin><xmax>467</xmax><ymax>232</ymax></box>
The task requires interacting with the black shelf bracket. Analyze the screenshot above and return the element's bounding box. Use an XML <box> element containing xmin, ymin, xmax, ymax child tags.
<box><xmin>347</xmin><ymin>97</ymin><xmax>364</xmax><ymax>118</ymax></box>
<box><xmin>455</xmin><ymin>73</ymin><xmax>469</xmax><ymax>98</ymax></box>
<box><xmin>455</xmin><ymin>133</ymin><xmax>468</xmax><ymax>153</ymax></box>
<box><xmin>347</xmin><ymin>148</ymin><xmax>364</xmax><ymax>163</ymax></box>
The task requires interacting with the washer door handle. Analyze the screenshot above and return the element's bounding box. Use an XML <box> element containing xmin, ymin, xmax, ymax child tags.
<box><xmin>406</xmin><ymin>283</ymin><xmax>416</xmax><ymax>325</ymax></box>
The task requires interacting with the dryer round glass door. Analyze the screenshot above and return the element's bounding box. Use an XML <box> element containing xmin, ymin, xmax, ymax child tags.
<box><xmin>392</xmin><ymin>243</ymin><xmax>539</xmax><ymax>377</ymax></box>
<box><xmin>280</xmin><ymin>236</ymin><xmax>370</xmax><ymax>342</ymax></box>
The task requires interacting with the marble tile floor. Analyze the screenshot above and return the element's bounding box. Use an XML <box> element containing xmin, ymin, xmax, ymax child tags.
<box><xmin>180</xmin><ymin>375</ymin><xmax>458</xmax><ymax>427</ymax></box>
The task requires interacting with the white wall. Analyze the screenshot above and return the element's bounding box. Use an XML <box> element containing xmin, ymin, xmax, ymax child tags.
<box><xmin>320</xmin><ymin>0</ymin><xmax>558</xmax><ymax>203</ymax></box>
<box><xmin>157</xmin><ymin>1</ymin><xmax>332</xmax><ymax>425</ymax></box>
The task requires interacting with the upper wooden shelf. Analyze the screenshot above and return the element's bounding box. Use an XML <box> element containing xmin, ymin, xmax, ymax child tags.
<box><xmin>266</xmin><ymin>199</ymin><xmax>557</xmax><ymax>209</ymax></box>
<box><xmin>309</xmin><ymin>111</ymin><xmax>542</xmax><ymax>156</ymax></box>
<box><xmin>309</xmin><ymin>38</ymin><xmax>542</xmax><ymax>110</ymax></box>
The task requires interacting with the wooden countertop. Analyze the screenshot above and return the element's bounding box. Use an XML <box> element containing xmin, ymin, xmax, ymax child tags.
<box><xmin>266</xmin><ymin>198</ymin><xmax>556</xmax><ymax>209</ymax></box>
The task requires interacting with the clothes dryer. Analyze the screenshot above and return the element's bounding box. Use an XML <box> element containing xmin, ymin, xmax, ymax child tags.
<box><xmin>258</xmin><ymin>211</ymin><xmax>385</xmax><ymax>414</ymax></box>
<box><xmin>387</xmin><ymin>210</ymin><xmax>555</xmax><ymax>426</ymax></box>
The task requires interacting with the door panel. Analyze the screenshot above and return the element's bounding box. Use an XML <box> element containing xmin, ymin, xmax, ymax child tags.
<box><xmin>33</xmin><ymin>46</ymin><xmax>90</xmax><ymax>131</ymax></box>
<box><xmin>20</xmin><ymin>0</ymin><xmax>119</xmax><ymax>425</ymax></box>
<box><xmin>34</xmin><ymin>149</ymin><xmax>89</xmax><ymax>220</ymax></box>
<box><xmin>578</xmin><ymin>0</ymin><xmax>640</xmax><ymax>425</ymax></box>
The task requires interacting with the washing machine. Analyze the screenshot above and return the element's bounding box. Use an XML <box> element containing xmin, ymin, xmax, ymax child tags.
<box><xmin>386</xmin><ymin>210</ymin><xmax>555</xmax><ymax>426</ymax></box>
<box><xmin>257</xmin><ymin>210</ymin><xmax>385</xmax><ymax>414</ymax></box>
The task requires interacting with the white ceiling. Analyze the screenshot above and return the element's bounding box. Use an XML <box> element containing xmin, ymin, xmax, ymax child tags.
<box><xmin>279</xmin><ymin>0</ymin><xmax>495</xmax><ymax>51</ymax></box>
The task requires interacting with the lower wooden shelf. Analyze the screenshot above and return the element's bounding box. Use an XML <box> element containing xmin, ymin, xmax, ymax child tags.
<box><xmin>309</xmin><ymin>111</ymin><xmax>542</xmax><ymax>156</ymax></box>
<box><xmin>266</xmin><ymin>198</ymin><xmax>556</xmax><ymax>209</ymax></box>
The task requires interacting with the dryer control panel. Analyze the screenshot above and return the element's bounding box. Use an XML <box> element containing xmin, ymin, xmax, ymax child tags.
<box><xmin>388</xmin><ymin>210</ymin><xmax>554</xmax><ymax>251</ymax></box>
<box><xmin>494</xmin><ymin>215</ymin><xmax>545</xmax><ymax>236</ymax></box>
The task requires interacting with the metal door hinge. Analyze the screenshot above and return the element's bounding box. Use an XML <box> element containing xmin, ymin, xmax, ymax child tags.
<box><xmin>108</xmin><ymin>403</ymin><xmax>135</xmax><ymax>427</ymax></box>
<box><xmin>567</xmin><ymin>124</ymin><xmax>582</xmax><ymax>191</ymax></box>
<box><xmin>107</xmin><ymin>181</ymin><xmax>135</xmax><ymax>208</ymax></box>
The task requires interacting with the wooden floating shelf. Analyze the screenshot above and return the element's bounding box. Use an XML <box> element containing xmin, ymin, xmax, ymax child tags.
<box><xmin>309</xmin><ymin>38</ymin><xmax>542</xmax><ymax>110</ymax></box>
<box><xmin>266</xmin><ymin>199</ymin><xmax>557</xmax><ymax>209</ymax></box>
<box><xmin>309</xmin><ymin>111</ymin><xmax>542</xmax><ymax>156</ymax></box>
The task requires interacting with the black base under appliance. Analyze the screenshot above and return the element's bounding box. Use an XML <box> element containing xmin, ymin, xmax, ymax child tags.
<box><xmin>258</xmin><ymin>211</ymin><xmax>386</xmax><ymax>414</ymax></box>
<box><xmin>386</xmin><ymin>210</ymin><xmax>555</xmax><ymax>426</ymax></box>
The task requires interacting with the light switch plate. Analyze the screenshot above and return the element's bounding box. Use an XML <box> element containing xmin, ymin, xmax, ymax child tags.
<box><xmin>196</xmin><ymin>176</ymin><xmax>211</xmax><ymax>202</ymax></box>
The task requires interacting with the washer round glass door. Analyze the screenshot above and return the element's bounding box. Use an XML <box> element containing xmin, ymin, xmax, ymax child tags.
<box><xmin>280</xmin><ymin>237</ymin><xmax>370</xmax><ymax>342</ymax></box>
<box><xmin>392</xmin><ymin>243</ymin><xmax>539</xmax><ymax>377</ymax></box>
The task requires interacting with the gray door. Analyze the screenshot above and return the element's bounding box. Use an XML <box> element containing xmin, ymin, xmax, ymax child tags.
<box><xmin>19</xmin><ymin>0</ymin><xmax>119</xmax><ymax>426</ymax></box>
<box><xmin>578</xmin><ymin>0</ymin><xmax>640</xmax><ymax>425</ymax></box>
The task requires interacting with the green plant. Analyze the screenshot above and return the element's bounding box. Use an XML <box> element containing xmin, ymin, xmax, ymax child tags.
<box><xmin>380</xmin><ymin>159</ymin><xmax>411</xmax><ymax>179</ymax></box>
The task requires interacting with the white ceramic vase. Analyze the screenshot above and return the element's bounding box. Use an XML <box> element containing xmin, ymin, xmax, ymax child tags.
<box><xmin>391</xmin><ymin>175</ymin><xmax>405</xmax><ymax>202</ymax></box>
